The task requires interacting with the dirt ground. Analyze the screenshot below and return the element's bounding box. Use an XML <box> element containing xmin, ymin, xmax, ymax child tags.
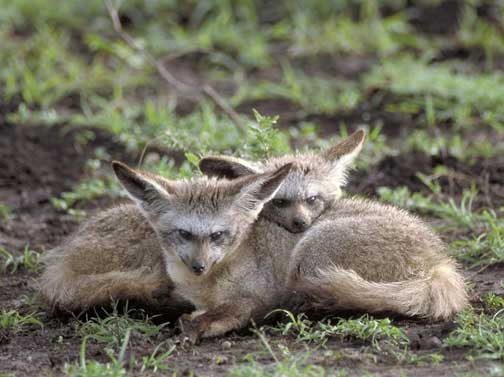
<box><xmin>1</xmin><ymin>117</ymin><xmax>503</xmax><ymax>376</ymax></box>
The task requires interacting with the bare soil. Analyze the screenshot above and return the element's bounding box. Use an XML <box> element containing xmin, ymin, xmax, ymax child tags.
<box><xmin>0</xmin><ymin>119</ymin><xmax>502</xmax><ymax>376</ymax></box>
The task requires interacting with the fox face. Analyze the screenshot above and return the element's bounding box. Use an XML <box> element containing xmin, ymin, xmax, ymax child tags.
<box><xmin>260</xmin><ymin>166</ymin><xmax>337</xmax><ymax>233</ymax></box>
<box><xmin>112</xmin><ymin>161</ymin><xmax>292</xmax><ymax>276</ymax></box>
<box><xmin>199</xmin><ymin>130</ymin><xmax>365</xmax><ymax>233</ymax></box>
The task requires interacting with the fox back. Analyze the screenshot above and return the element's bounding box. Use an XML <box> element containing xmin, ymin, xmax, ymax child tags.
<box><xmin>39</xmin><ymin>204</ymin><xmax>175</xmax><ymax>312</ymax></box>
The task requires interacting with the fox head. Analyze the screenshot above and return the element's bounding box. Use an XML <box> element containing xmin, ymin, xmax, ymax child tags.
<box><xmin>199</xmin><ymin>129</ymin><xmax>365</xmax><ymax>233</ymax></box>
<box><xmin>112</xmin><ymin>161</ymin><xmax>292</xmax><ymax>277</ymax></box>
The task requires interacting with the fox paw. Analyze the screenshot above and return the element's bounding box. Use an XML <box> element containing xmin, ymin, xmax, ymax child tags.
<box><xmin>178</xmin><ymin>314</ymin><xmax>204</xmax><ymax>345</ymax></box>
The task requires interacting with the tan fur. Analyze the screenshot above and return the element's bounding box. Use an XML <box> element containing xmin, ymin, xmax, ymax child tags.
<box><xmin>40</xmin><ymin>132</ymin><xmax>468</xmax><ymax>333</ymax></box>
<box><xmin>109</xmin><ymin>162</ymin><xmax>467</xmax><ymax>342</ymax></box>
<box><xmin>40</xmin><ymin>132</ymin><xmax>365</xmax><ymax>312</ymax></box>
<box><xmin>288</xmin><ymin>199</ymin><xmax>468</xmax><ymax>320</ymax></box>
<box><xmin>199</xmin><ymin>130</ymin><xmax>366</xmax><ymax>233</ymax></box>
<box><xmin>39</xmin><ymin>204</ymin><xmax>177</xmax><ymax>312</ymax></box>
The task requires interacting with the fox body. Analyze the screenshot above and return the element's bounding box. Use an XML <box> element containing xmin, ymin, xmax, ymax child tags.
<box><xmin>40</xmin><ymin>132</ymin><xmax>364</xmax><ymax>312</ymax></box>
<box><xmin>200</xmin><ymin>130</ymin><xmax>365</xmax><ymax>233</ymax></box>
<box><xmin>39</xmin><ymin>204</ymin><xmax>177</xmax><ymax>312</ymax></box>
<box><xmin>113</xmin><ymin>158</ymin><xmax>467</xmax><ymax>343</ymax></box>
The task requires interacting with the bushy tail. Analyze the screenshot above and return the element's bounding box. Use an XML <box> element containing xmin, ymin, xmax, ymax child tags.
<box><xmin>296</xmin><ymin>260</ymin><xmax>468</xmax><ymax>320</ymax></box>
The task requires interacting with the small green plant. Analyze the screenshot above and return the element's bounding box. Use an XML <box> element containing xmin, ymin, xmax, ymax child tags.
<box><xmin>64</xmin><ymin>330</ymin><xmax>130</xmax><ymax>377</ymax></box>
<box><xmin>0</xmin><ymin>245</ymin><xmax>41</xmax><ymax>273</ymax></box>
<box><xmin>230</xmin><ymin>357</ymin><xmax>326</xmax><ymax>377</ymax></box>
<box><xmin>137</xmin><ymin>343</ymin><xmax>175</xmax><ymax>374</ymax></box>
<box><xmin>267</xmin><ymin>310</ymin><xmax>408</xmax><ymax>351</ymax></box>
<box><xmin>76</xmin><ymin>303</ymin><xmax>168</xmax><ymax>348</ymax></box>
<box><xmin>0</xmin><ymin>310</ymin><xmax>43</xmax><ymax>333</ymax></box>
<box><xmin>51</xmin><ymin>176</ymin><xmax>121</xmax><ymax>219</ymax></box>
<box><xmin>243</xmin><ymin>110</ymin><xmax>290</xmax><ymax>159</ymax></box>
<box><xmin>483</xmin><ymin>294</ymin><xmax>504</xmax><ymax>312</ymax></box>
<box><xmin>451</xmin><ymin>210</ymin><xmax>504</xmax><ymax>268</ymax></box>
<box><xmin>378</xmin><ymin>186</ymin><xmax>481</xmax><ymax>230</ymax></box>
<box><xmin>0</xmin><ymin>203</ymin><xmax>14</xmax><ymax>222</ymax></box>
<box><xmin>320</xmin><ymin>315</ymin><xmax>409</xmax><ymax>351</ymax></box>
<box><xmin>232</xmin><ymin>330</ymin><xmax>326</xmax><ymax>377</ymax></box>
<box><xmin>444</xmin><ymin>308</ymin><xmax>504</xmax><ymax>361</ymax></box>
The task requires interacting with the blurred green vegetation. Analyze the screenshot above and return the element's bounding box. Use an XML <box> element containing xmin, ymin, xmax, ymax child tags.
<box><xmin>2</xmin><ymin>1</ymin><xmax>504</xmax><ymax>374</ymax></box>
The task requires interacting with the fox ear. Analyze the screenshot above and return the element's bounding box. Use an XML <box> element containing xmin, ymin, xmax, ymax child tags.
<box><xmin>112</xmin><ymin>161</ymin><xmax>175</xmax><ymax>216</ymax></box>
<box><xmin>321</xmin><ymin>129</ymin><xmax>365</xmax><ymax>184</ymax></box>
<box><xmin>199</xmin><ymin>156</ymin><xmax>261</xmax><ymax>179</ymax></box>
<box><xmin>232</xmin><ymin>163</ymin><xmax>292</xmax><ymax>215</ymax></box>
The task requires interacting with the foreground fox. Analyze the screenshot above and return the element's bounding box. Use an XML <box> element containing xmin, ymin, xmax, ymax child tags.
<box><xmin>109</xmin><ymin>158</ymin><xmax>465</xmax><ymax>342</ymax></box>
<box><xmin>40</xmin><ymin>131</ymin><xmax>366</xmax><ymax>311</ymax></box>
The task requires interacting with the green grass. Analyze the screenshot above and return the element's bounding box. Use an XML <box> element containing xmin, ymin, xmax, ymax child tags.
<box><xmin>445</xmin><ymin>308</ymin><xmax>504</xmax><ymax>361</ymax></box>
<box><xmin>0</xmin><ymin>310</ymin><xmax>43</xmax><ymax>333</ymax></box>
<box><xmin>230</xmin><ymin>356</ymin><xmax>326</xmax><ymax>377</ymax></box>
<box><xmin>452</xmin><ymin>210</ymin><xmax>504</xmax><ymax>268</ymax></box>
<box><xmin>377</xmin><ymin>185</ymin><xmax>481</xmax><ymax>230</ymax></box>
<box><xmin>0</xmin><ymin>203</ymin><xmax>14</xmax><ymax>222</ymax></box>
<box><xmin>76</xmin><ymin>303</ymin><xmax>168</xmax><ymax>349</ymax></box>
<box><xmin>66</xmin><ymin>325</ymin><xmax>174</xmax><ymax>376</ymax></box>
<box><xmin>64</xmin><ymin>330</ymin><xmax>130</xmax><ymax>377</ymax></box>
<box><xmin>1</xmin><ymin>0</ymin><xmax>504</xmax><ymax>374</ymax></box>
<box><xmin>267</xmin><ymin>310</ymin><xmax>409</xmax><ymax>351</ymax></box>
<box><xmin>0</xmin><ymin>245</ymin><xmax>41</xmax><ymax>273</ymax></box>
<box><xmin>378</xmin><ymin>185</ymin><xmax>504</xmax><ymax>268</ymax></box>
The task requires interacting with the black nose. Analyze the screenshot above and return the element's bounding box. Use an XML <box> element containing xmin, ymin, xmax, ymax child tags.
<box><xmin>191</xmin><ymin>261</ymin><xmax>206</xmax><ymax>274</ymax></box>
<box><xmin>292</xmin><ymin>218</ymin><xmax>307</xmax><ymax>229</ymax></box>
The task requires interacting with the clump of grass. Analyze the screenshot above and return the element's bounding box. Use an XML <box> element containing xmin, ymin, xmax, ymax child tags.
<box><xmin>267</xmin><ymin>310</ymin><xmax>409</xmax><ymax>351</ymax></box>
<box><xmin>50</xmin><ymin>176</ymin><xmax>121</xmax><ymax>220</ymax></box>
<box><xmin>67</xmin><ymin>326</ymin><xmax>174</xmax><ymax>376</ymax></box>
<box><xmin>243</xmin><ymin>110</ymin><xmax>291</xmax><ymax>160</ymax></box>
<box><xmin>378</xmin><ymin>185</ymin><xmax>504</xmax><ymax>268</ymax></box>
<box><xmin>0</xmin><ymin>310</ymin><xmax>43</xmax><ymax>333</ymax></box>
<box><xmin>137</xmin><ymin>343</ymin><xmax>175</xmax><ymax>374</ymax></box>
<box><xmin>377</xmin><ymin>186</ymin><xmax>481</xmax><ymax>230</ymax></box>
<box><xmin>365</xmin><ymin>57</ymin><xmax>504</xmax><ymax>130</ymax></box>
<box><xmin>233</xmin><ymin>327</ymin><xmax>327</xmax><ymax>377</ymax></box>
<box><xmin>444</xmin><ymin>308</ymin><xmax>504</xmax><ymax>361</ymax></box>
<box><xmin>0</xmin><ymin>245</ymin><xmax>41</xmax><ymax>273</ymax></box>
<box><xmin>452</xmin><ymin>210</ymin><xmax>504</xmax><ymax>268</ymax></box>
<box><xmin>230</xmin><ymin>355</ymin><xmax>326</xmax><ymax>377</ymax></box>
<box><xmin>404</xmin><ymin>129</ymin><xmax>496</xmax><ymax>160</ymax></box>
<box><xmin>0</xmin><ymin>203</ymin><xmax>14</xmax><ymax>222</ymax></box>
<box><xmin>76</xmin><ymin>303</ymin><xmax>168</xmax><ymax>349</ymax></box>
<box><xmin>452</xmin><ymin>210</ymin><xmax>504</xmax><ymax>267</ymax></box>
<box><xmin>232</xmin><ymin>65</ymin><xmax>362</xmax><ymax>115</ymax></box>
<box><xmin>483</xmin><ymin>294</ymin><xmax>504</xmax><ymax>312</ymax></box>
<box><xmin>64</xmin><ymin>329</ymin><xmax>130</xmax><ymax>377</ymax></box>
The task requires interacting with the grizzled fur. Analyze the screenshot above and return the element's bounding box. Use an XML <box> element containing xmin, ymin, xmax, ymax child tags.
<box><xmin>39</xmin><ymin>204</ymin><xmax>175</xmax><ymax>312</ymax></box>
<box><xmin>111</xmin><ymin>159</ymin><xmax>467</xmax><ymax>344</ymax></box>
<box><xmin>199</xmin><ymin>130</ymin><xmax>365</xmax><ymax>233</ymax></box>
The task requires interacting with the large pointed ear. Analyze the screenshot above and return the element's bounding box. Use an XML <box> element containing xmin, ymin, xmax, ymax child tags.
<box><xmin>232</xmin><ymin>163</ymin><xmax>292</xmax><ymax>215</ymax></box>
<box><xmin>112</xmin><ymin>161</ymin><xmax>175</xmax><ymax>216</ymax></box>
<box><xmin>321</xmin><ymin>129</ymin><xmax>365</xmax><ymax>184</ymax></box>
<box><xmin>199</xmin><ymin>155</ymin><xmax>261</xmax><ymax>179</ymax></box>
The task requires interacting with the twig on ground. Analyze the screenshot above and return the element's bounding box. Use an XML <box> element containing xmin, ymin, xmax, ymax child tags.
<box><xmin>104</xmin><ymin>0</ymin><xmax>247</xmax><ymax>133</ymax></box>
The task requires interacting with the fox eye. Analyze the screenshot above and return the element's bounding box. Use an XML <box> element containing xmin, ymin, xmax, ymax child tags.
<box><xmin>272</xmin><ymin>199</ymin><xmax>289</xmax><ymax>208</ymax></box>
<box><xmin>178</xmin><ymin>229</ymin><xmax>193</xmax><ymax>240</ymax></box>
<box><xmin>210</xmin><ymin>231</ymin><xmax>224</xmax><ymax>242</ymax></box>
<box><xmin>306</xmin><ymin>195</ymin><xmax>318</xmax><ymax>204</ymax></box>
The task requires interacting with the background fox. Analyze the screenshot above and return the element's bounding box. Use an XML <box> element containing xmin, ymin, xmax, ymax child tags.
<box><xmin>199</xmin><ymin>130</ymin><xmax>365</xmax><ymax>233</ymax></box>
<box><xmin>39</xmin><ymin>132</ymin><xmax>365</xmax><ymax>312</ymax></box>
<box><xmin>112</xmin><ymin>154</ymin><xmax>467</xmax><ymax>344</ymax></box>
<box><xmin>39</xmin><ymin>204</ymin><xmax>181</xmax><ymax>313</ymax></box>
